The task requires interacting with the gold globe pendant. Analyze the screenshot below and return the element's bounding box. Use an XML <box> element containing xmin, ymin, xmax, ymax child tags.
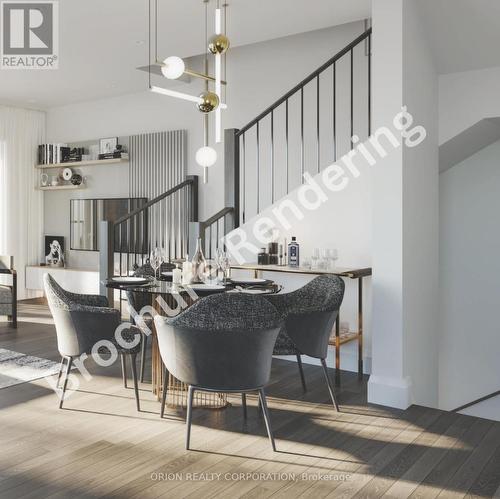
<box><xmin>197</xmin><ymin>91</ymin><xmax>220</xmax><ymax>113</ymax></box>
<box><xmin>208</xmin><ymin>34</ymin><xmax>230</xmax><ymax>55</ymax></box>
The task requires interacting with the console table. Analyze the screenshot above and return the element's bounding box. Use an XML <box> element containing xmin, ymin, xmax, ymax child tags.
<box><xmin>230</xmin><ymin>264</ymin><xmax>372</xmax><ymax>384</ymax></box>
<box><xmin>26</xmin><ymin>265</ymin><xmax>99</xmax><ymax>295</ymax></box>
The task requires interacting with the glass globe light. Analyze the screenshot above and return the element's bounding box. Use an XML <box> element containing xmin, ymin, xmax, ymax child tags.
<box><xmin>161</xmin><ymin>56</ymin><xmax>185</xmax><ymax>79</ymax></box>
<box><xmin>196</xmin><ymin>146</ymin><xmax>217</xmax><ymax>167</ymax></box>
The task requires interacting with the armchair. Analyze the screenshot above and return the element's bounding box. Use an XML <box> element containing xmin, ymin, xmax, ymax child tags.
<box><xmin>264</xmin><ymin>275</ymin><xmax>345</xmax><ymax>410</ymax></box>
<box><xmin>0</xmin><ymin>256</ymin><xmax>16</xmax><ymax>328</ymax></box>
<box><xmin>125</xmin><ymin>262</ymin><xmax>172</xmax><ymax>382</ymax></box>
<box><xmin>44</xmin><ymin>274</ymin><xmax>141</xmax><ymax>410</ymax></box>
<box><xmin>154</xmin><ymin>293</ymin><xmax>282</xmax><ymax>451</ymax></box>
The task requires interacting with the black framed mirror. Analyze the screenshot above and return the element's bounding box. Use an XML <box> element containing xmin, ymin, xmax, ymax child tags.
<box><xmin>70</xmin><ymin>198</ymin><xmax>147</xmax><ymax>252</ymax></box>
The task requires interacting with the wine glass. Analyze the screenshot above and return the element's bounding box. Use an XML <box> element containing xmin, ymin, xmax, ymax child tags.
<box><xmin>327</xmin><ymin>248</ymin><xmax>338</xmax><ymax>271</ymax></box>
<box><xmin>149</xmin><ymin>247</ymin><xmax>161</xmax><ymax>283</ymax></box>
<box><xmin>311</xmin><ymin>248</ymin><xmax>320</xmax><ymax>270</ymax></box>
<box><xmin>320</xmin><ymin>248</ymin><xmax>329</xmax><ymax>270</ymax></box>
<box><xmin>202</xmin><ymin>259</ymin><xmax>219</xmax><ymax>285</ymax></box>
<box><xmin>216</xmin><ymin>248</ymin><xmax>230</xmax><ymax>283</ymax></box>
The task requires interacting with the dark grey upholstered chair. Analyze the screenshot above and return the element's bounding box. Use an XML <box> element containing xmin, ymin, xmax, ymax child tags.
<box><xmin>0</xmin><ymin>256</ymin><xmax>17</xmax><ymax>328</ymax></box>
<box><xmin>44</xmin><ymin>274</ymin><xmax>141</xmax><ymax>410</ymax></box>
<box><xmin>154</xmin><ymin>293</ymin><xmax>282</xmax><ymax>451</ymax></box>
<box><xmin>264</xmin><ymin>275</ymin><xmax>345</xmax><ymax>410</ymax></box>
<box><xmin>126</xmin><ymin>262</ymin><xmax>175</xmax><ymax>382</ymax></box>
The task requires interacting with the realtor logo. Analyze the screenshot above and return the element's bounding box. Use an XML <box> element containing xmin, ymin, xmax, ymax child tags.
<box><xmin>1</xmin><ymin>1</ymin><xmax>59</xmax><ymax>69</ymax></box>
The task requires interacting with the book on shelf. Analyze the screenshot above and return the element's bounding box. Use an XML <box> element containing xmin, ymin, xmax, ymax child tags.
<box><xmin>98</xmin><ymin>152</ymin><xmax>129</xmax><ymax>160</ymax></box>
<box><xmin>38</xmin><ymin>143</ymin><xmax>70</xmax><ymax>165</ymax></box>
<box><xmin>37</xmin><ymin>143</ymin><xmax>128</xmax><ymax>166</ymax></box>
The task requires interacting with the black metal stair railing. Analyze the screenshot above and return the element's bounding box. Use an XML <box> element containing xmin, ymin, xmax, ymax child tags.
<box><xmin>226</xmin><ymin>28</ymin><xmax>372</xmax><ymax>226</ymax></box>
<box><xmin>190</xmin><ymin>207</ymin><xmax>235</xmax><ymax>259</ymax></box>
<box><xmin>99</xmin><ymin>175</ymin><xmax>199</xmax><ymax>290</ymax></box>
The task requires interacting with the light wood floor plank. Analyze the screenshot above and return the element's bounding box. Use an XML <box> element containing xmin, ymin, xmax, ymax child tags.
<box><xmin>1</xmin><ymin>305</ymin><xmax>500</xmax><ymax>499</ymax></box>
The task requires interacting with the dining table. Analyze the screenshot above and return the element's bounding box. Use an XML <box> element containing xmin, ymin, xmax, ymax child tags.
<box><xmin>105</xmin><ymin>277</ymin><xmax>280</xmax><ymax>410</ymax></box>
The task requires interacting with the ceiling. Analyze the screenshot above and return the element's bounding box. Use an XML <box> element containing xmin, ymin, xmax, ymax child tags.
<box><xmin>0</xmin><ymin>0</ymin><xmax>371</xmax><ymax>110</ymax></box>
<box><xmin>419</xmin><ymin>0</ymin><xmax>500</xmax><ymax>74</ymax></box>
<box><xmin>3</xmin><ymin>0</ymin><xmax>500</xmax><ymax>110</ymax></box>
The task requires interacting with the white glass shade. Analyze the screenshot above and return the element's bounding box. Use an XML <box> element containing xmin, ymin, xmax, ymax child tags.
<box><xmin>195</xmin><ymin>146</ymin><xmax>217</xmax><ymax>167</ymax></box>
<box><xmin>161</xmin><ymin>56</ymin><xmax>185</xmax><ymax>79</ymax></box>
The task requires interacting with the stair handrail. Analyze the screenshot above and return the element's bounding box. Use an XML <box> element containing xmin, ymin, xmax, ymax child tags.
<box><xmin>189</xmin><ymin>206</ymin><xmax>235</xmax><ymax>258</ymax></box>
<box><xmin>199</xmin><ymin>206</ymin><xmax>234</xmax><ymax>230</ymax></box>
<box><xmin>227</xmin><ymin>28</ymin><xmax>372</xmax><ymax>224</ymax></box>
<box><xmin>114</xmin><ymin>175</ymin><xmax>199</xmax><ymax>226</ymax></box>
<box><xmin>236</xmin><ymin>28</ymin><xmax>372</xmax><ymax>137</ymax></box>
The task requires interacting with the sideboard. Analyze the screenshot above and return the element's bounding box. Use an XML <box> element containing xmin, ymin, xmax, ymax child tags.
<box><xmin>26</xmin><ymin>265</ymin><xmax>100</xmax><ymax>295</ymax></box>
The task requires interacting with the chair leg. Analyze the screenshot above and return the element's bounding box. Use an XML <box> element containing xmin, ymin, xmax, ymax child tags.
<box><xmin>186</xmin><ymin>386</ymin><xmax>195</xmax><ymax>450</ymax></box>
<box><xmin>321</xmin><ymin>358</ymin><xmax>340</xmax><ymax>411</ymax></box>
<box><xmin>258</xmin><ymin>388</ymin><xmax>276</xmax><ymax>452</ymax></box>
<box><xmin>296</xmin><ymin>354</ymin><xmax>307</xmax><ymax>392</ymax></box>
<box><xmin>8</xmin><ymin>308</ymin><xmax>17</xmax><ymax>328</ymax></box>
<box><xmin>56</xmin><ymin>357</ymin><xmax>65</xmax><ymax>389</ymax></box>
<box><xmin>160</xmin><ymin>366</ymin><xmax>168</xmax><ymax>419</ymax></box>
<box><xmin>130</xmin><ymin>354</ymin><xmax>140</xmax><ymax>412</ymax></box>
<box><xmin>120</xmin><ymin>353</ymin><xmax>127</xmax><ymax>388</ymax></box>
<box><xmin>59</xmin><ymin>357</ymin><xmax>73</xmax><ymax>409</ymax></box>
<box><xmin>140</xmin><ymin>334</ymin><xmax>147</xmax><ymax>383</ymax></box>
<box><xmin>242</xmin><ymin>393</ymin><xmax>247</xmax><ymax>419</ymax></box>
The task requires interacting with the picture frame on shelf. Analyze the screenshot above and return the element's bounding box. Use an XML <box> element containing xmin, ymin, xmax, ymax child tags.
<box><xmin>45</xmin><ymin>236</ymin><xmax>65</xmax><ymax>267</ymax></box>
<box><xmin>99</xmin><ymin>137</ymin><xmax>118</xmax><ymax>154</ymax></box>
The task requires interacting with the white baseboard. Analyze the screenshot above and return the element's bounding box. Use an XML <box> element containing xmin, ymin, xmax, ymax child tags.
<box><xmin>367</xmin><ymin>375</ymin><xmax>412</xmax><ymax>409</ymax></box>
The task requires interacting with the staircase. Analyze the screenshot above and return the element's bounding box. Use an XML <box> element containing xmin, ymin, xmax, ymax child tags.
<box><xmin>99</xmin><ymin>28</ymin><xmax>372</xmax><ymax>294</ymax></box>
<box><xmin>227</xmin><ymin>28</ymin><xmax>371</xmax><ymax>226</ymax></box>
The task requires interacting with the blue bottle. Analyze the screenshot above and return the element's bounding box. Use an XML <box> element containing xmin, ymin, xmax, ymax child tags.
<box><xmin>288</xmin><ymin>237</ymin><xmax>300</xmax><ymax>267</ymax></box>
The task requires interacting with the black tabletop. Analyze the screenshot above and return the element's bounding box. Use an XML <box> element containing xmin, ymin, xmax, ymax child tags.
<box><xmin>104</xmin><ymin>279</ymin><xmax>227</xmax><ymax>296</ymax></box>
<box><xmin>104</xmin><ymin>278</ymin><xmax>281</xmax><ymax>296</ymax></box>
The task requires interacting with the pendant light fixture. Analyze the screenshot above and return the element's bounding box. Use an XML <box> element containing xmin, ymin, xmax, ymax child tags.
<box><xmin>147</xmin><ymin>0</ymin><xmax>229</xmax><ymax>183</ymax></box>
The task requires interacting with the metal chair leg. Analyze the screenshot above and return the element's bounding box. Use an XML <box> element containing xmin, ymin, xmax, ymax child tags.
<box><xmin>160</xmin><ymin>366</ymin><xmax>168</xmax><ymax>418</ymax></box>
<box><xmin>56</xmin><ymin>356</ymin><xmax>65</xmax><ymax>389</ymax></box>
<box><xmin>258</xmin><ymin>388</ymin><xmax>276</xmax><ymax>451</ymax></box>
<box><xmin>321</xmin><ymin>358</ymin><xmax>340</xmax><ymax>411</ymax></box>
<box><xmin>140</xmin><ymin>334</ymin><xmax>147</xmax><ymax>383</ymax></box>
<box><xmin>130</xmin><ymin>353</ymin><xmax>140</xmax><ymax>412</ymax></box>
<box><xmin>242</xmin><ymin>393</ymin><xmax>247</xmax><ymax>419</ymax></box>
<box><xmin>186</xmin><ymin>386</ymin><xmax>195</xmax><ymax>450</ymax></box>
<box><xmin>120</xmin><ymin>353</ymin><xmax>127</xmax><ymax>388</ymax></box>
<box><xmin>296</xmin><ymin>354</ymin><xmax>307</xmax><ymax>392</ymax></box>
<box><xmin>59</xmin><ymin>357</ymin><xmax>73</xmax><ymax>409</ymax></box>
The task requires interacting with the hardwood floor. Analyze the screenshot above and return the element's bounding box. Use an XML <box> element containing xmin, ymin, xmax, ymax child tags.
<box><xmin>1</xmin><ymin>304</ymin><xmax>499</xmax><ymax>499</ymax></box>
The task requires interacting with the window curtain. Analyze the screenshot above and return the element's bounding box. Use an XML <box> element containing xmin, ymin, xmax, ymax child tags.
<box><xmin>0</xmin><ymin>105</ymin><xmax>45</xmax><ymax>299</ymax></box>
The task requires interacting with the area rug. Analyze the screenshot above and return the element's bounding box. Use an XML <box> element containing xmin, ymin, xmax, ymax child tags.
<box><xmin>0</xmin><ymin>348</ymin><xmax>60</xmax><ymax>389</ymax></box>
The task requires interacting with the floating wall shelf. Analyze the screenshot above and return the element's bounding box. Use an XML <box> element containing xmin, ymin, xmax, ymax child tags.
<box><xmin>35</xmin><ymin>158</ymin><xmax>128</xmax><ymax>169</ymax></box>
<box><xmin>36</xmin><ymin>184</ymin><xmax>86</xmax><ymax>191</ymax></box>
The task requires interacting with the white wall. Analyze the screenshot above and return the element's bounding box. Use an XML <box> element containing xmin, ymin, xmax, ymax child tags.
<box><xmin>439</xmin><ymin>66</ymin><xmax>500</xmax><ymax>144</ymax></box>
<box><xmin>401</xmin><ymin>0</ymin><xmax>439</xmax><ymax>408</ymax></box>
<box><xmin>368</xmin><ymin>0</ymin><xmax>439</xmax><ymax>409</ymax></box>
<box><xmin>438</xmin><ymin>64</ymin><xmax>500</xmax><ymax>410</ymax></box>
<box><xmin>368</xmin><ymin>0</ymin><xmax>406</xmax><ymax>409</ymax></box>
<box><xmin>47</xmin><ymin>21</ymin><xmax>366</xmax><ymax>225</ymax></box>
<box><xmin>43</xmin><ymin>137</ymin><xmax>130</xmax><ymax>270</ymax></box>
<box><xmin>439</xmin><ymin>140</ymin><xmax>500</xmax><ymax>410</ymax></box>
<box><xmin>231</xmin><ymin>143</ymin><xmax>373</xmax><ymax>372</ymax></box>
